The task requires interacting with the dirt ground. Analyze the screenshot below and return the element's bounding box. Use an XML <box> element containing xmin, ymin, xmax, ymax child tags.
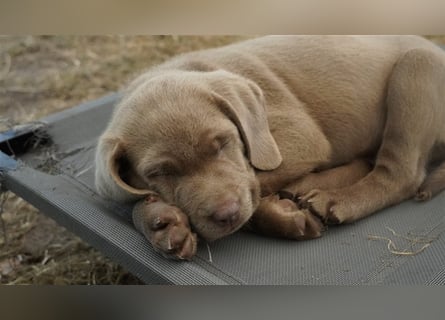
<box><xmin>0</xmin><ymin>36</ymin><xmax>246</xmax><ymax>284</ymax></box>
<box><xmin>1</xmin><ymin>35</ymin><xmax>444</xmax><ymax>284</ymax></box>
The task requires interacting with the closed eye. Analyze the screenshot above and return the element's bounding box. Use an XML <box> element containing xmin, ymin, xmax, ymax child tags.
<box><xmin>219</xmin><ymin>137</ymin><xmax>231</xmax><ymax>150</ymax></box>
<box><xmin>144</xmin><ymin>162</ymin><xmax>179</xmax><ymax>178</ymax></box>
<box><xmin>214</xmin><ymin>134</ymin><xmax>233</xmax><ymax>154</ymax></box>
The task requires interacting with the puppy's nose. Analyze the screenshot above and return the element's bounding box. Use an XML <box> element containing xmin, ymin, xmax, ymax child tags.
<box><xmin>211</xmin><ymin>199</ymin><xmax>240</xmax><ymax>227</ymax></box>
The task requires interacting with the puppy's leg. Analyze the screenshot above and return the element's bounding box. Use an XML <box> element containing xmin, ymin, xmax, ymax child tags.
<box><xmin>281</xmin><ymin>159</ymin><xmax>372</xmax><ymax>199</ymax></box>
<box><xmin>415</xmin><ymin>162</ymin><xmax>445</xmax><ymax>201</ymax></box>
<box><xmin>133</xmin><ymin>195</ymin><xmax>197</xmax><ymax>260</ymax></box>
<box><xmin>244</xmin><ymin>195</ymin><xmax>324</xmax><ymax>240</ymax></box>
<box><xmin>301</xmin><ymin>48</ymin><xmax>445</xmax><ymax>224</ymax></box>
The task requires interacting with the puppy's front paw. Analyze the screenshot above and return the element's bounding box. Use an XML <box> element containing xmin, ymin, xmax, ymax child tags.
<box><xmin>299</xmin><ymin>189</ymin><xmax>347</xmax><ymax>224</ymax></box>
<box><xmin>249</xmin><ymin>195</ymin><xmax>325</xmax><ymax>240</ymax></box>
<box><xmin>133</xmin><ymin>197</ymin><xmax>197</xmax><ymax>260</ymax></box>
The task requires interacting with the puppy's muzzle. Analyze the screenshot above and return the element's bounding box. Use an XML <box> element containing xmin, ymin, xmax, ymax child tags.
<box><xmin>210</xmin><ymin>196</ymin><xmax>241</xmax><ymax>228</ymax></box>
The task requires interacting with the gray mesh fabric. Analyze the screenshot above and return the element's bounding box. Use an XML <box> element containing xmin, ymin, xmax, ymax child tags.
<box><xmin>1</xmin><ymin>93</ymin><xmax>445</xmax><ymax>284</ymax></box>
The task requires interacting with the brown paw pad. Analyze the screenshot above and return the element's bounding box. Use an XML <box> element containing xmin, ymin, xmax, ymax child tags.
<box><xmin>275</xmin><ymin>201</ymin><xmax>325</xmax><ymax>240</ymax></box>
<box><xmin>136</xmin><ymin>202</ymin><xmax>197</xmax><ymax>260</ymax></box>
<box><xmin>293</xmin><ymin>209</ymin><xmax>325</xmax><ymax>240</ymax></box>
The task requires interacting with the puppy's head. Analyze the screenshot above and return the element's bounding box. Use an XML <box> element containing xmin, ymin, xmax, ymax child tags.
<box><xmin>95</xmin><ymin>70</ymin><xmax>282</xmax><ymax>241</ymax></box>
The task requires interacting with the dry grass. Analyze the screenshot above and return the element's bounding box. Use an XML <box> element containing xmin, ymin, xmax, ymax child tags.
<box><xmin>1</xmin><ymin>35</ymin><xmax>444</xmax><ymax>285</ymax></box>
<box><xmin>0</xmin><ymin>36</ymin><xmax>246</xmax><ymax>284</ymax></box>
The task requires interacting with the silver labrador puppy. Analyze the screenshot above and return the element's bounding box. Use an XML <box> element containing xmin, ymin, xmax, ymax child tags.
<box><xmin>95</xmin><ymin>36</ymin><xmax>445</xmax><ymax>260</ymax></box>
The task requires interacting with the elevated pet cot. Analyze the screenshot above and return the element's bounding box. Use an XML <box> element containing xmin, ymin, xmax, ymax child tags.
<box><xmin>1</xmin><ymin>90</ymin><xmax>445</xmax><ymax>285</ymax></box>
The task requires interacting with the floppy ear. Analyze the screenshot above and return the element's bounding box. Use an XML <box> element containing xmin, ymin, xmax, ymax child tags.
<box><xmin>95</xmin><ymin>135</ymin><xmax>156</xmax><ymax>202</ymax></box>
<box><xmin>207</xmin><ymin>71</ymin><xmax>282</xmax><ymax>171</ymax></box>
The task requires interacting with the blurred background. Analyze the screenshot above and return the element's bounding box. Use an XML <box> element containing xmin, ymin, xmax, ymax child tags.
<box><xmin>0</xmin><ymin>35</ymin><xmax>444</xmax><ymax>284</ymax></box>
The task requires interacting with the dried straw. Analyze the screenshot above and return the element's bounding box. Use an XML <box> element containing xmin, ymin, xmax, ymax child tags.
<box><xmin>368</xmin><ymin>227</ymin><xmax>436</xmax><ymax>256</ymax></box>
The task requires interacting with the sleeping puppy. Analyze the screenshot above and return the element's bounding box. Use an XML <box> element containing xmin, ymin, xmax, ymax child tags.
<box><xmin>95</xmin><ymin>36</ymin><xmax>445</xmax><ymax>260</ymax></box>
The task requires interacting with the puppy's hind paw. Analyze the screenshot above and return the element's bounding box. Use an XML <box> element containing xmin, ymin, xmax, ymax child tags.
<box><xmin>415</xmin><ymin>188</ymin><xmax>432</xmax><ymax>202</ymax></box>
